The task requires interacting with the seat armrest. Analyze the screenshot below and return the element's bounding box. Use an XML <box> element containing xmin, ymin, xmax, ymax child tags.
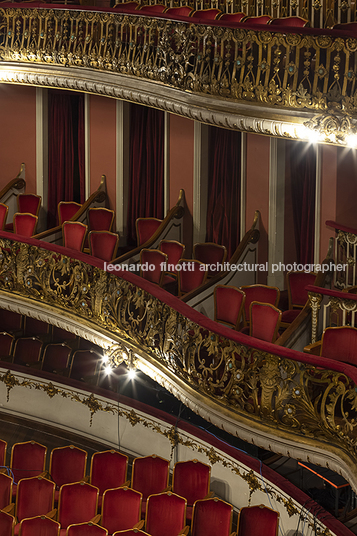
<box><xmin>122</xmin><ymin>479</ymin><xmax>130</xmax><ymax>487</ymax></box>
<box><xmin>163</xmin><ymin>485</ymin><xmax>171</xmax><ymax>492</ymax></box>
<box><xmin>2</xmin><ymin>503</ymin><xmax>15</xmax><ymax>515</ymax></box>
<box><xmin>204</xmin><ymin>491</ymin><xmax>214</xmax><ymax>499</ymax></box>
<box><xmin>179</xmin><ymin>526</ymin><xmax>189</xmax><ymax>536</ymax></box>
<box><xmin>46</xmin><ymin>509</ymin><xmax>57</xmax><ymax>519</ymax></box>
<box><xmin>134</xmin><ymin>520</ymin><xmax>145</xmax><ymax>529</ymax></box>
<box><xmin>303</xmin><ymin>341</ymin><xmax>321</xmax><ymax>355</ymax></box>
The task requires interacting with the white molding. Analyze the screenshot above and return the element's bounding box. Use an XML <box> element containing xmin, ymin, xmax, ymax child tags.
<box><xmin>268</xmin><ymin>138</ymin><xmax>285</xmax><ymax>288</ymax></box>
<box><xmin>314</xmin><ymin>145</ymin><xmax>321</xmax><ymax>265</ymax></box>
<box><xmin>35</xmin><ymin>87</ymin><xmax>48</xmax><ymax>232</ymax></box>
<box><xmin>84</xmin><ymin>93</ymin><xmax>90</xmax><ymax>199</ymax></box>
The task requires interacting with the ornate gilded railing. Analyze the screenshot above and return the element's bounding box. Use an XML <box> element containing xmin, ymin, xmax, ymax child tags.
<box><xmin>2</xmin><ymin>232</ymin><xmax>357</xmax><ymax>489</ymax></box>
<box><xmin>1</xmin><ymin>5</ymin><xmax>357</xmax><ymax>118</ymax></box>
<box><xmin>326</xmin><ymin>220</ymin><xmax>357</xmax><ymax>290</ymax></box>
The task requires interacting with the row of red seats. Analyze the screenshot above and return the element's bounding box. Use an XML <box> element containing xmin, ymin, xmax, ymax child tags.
<box><xmin>0</xmin><ymin>440</ymin><xmax>279</xmax><ymax>536</ymax></box>
<box><xmin>113</xmin><ymin>2</ymin><xmax>309</xmax><ymax>27</ymax></box>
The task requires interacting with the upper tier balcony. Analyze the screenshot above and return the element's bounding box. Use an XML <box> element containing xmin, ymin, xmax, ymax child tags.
<box><xmin>1</xmin><ymin>0</ymin><xmax>357</xmax><ymax>146</ymax></box>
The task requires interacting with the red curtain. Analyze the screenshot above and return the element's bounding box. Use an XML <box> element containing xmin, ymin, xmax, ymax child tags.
<box><xmin>286</xmin><ymin>141</ymin><xmax>316</xmax><ymax>265</ymax></box>
<box><xmin>126</xmin><ymin>104</ymin><xmax>164</xmax><ymax>246</ymax></box>
<box><xmin>206</xmin><ymin>127</ymin><xmax>241</xmax><ymax>260</ymax></box>
<box><xmin>47</xmin><ymin>90</ymin><xmax>85</xmax><ymax>228</ymax></box>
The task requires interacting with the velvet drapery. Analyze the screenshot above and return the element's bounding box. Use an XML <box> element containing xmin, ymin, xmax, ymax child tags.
<box><xmin>126</xmin><ymin>104</ymin><xmax>164</xmax><ymax>246</ymax></box>
<box><xmin>47</xmin><ymin>90</ymin><xmax>85</xmax><ymax>228</ymax></box>
<box><xmin>206</xmin><ymin>127</ymin><xmax>241</xmax><ymax>260</ymax></box>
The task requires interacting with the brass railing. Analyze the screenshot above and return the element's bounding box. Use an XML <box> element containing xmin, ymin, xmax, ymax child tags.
<box><xmin>326</xmin><ymin>220</ymin><xmax>357</xmax><ymax>290</ymax></box>
<box><xmin>1</xmin><ymin>6</ymin><xmax>357</xmax><ymax>114</ymax></box>
<box><xmin>2</xmin><ymin>232</ymin><xmax>357</xmax><ymax>487</ymax></box>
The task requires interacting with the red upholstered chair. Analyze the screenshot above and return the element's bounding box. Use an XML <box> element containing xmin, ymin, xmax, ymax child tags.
<box><xmin>0</xmin><ymin>472</ymin><xmax>12</xmax><ymax>510</ymax></box>
<box><xmin>145</xmin><ymin>492</ymin><xmax>188</xmax><ymax>536</ymax></box>
<box><xmin>250</xmin><ymin>302</ymin><xmax>282</xmax><ymax>343</ymax></box>
<box><xmin>90</xmin><ymin>450</ymin><xmax>128</xmax><ymax>507</ymax></box>
<box><xmin>190</xmin><ymin>8</ymin><xmax>221</xmax><ymax>19</ymax></box>
<box><xmin>17</xmin><ymin>193</ymin><xmax>41</xmax><ymax>216</ymax></box>
<box><xmin>313</xmin><ymin>326</ymin><xmax>357</xmax><ymax>365</ymax></box>
<box><xmin>88</xmin><ymin>208</ymin><xmax>115</xmax><ymax>233</ymax></box>
<box><xmin>49</xmin><ymin>446</ymin><xmax>87</xmax><ymax>501</ymax></box>
<box><xmin>177</xmin><ymin>260</ymin><xmax>208</xmax><ymax>297</ymax></box>
<box><xmin>242</xmin><ymin>15</ymin><xmax>271</xmax><ymax>24</ymax></box>
<box><xmin>89</xmin><ymin>231</ymin><xmax>119</xmax><ymax>262</ymax></box>
<box><xmin>13</xmin><ymin>213</ymin><xmax>38</xmax><ymax>237</ymax></box>
<box><xmin>18</xmin><ymin>516</ymin><xmax>60</xmax><ymax>536</ymax></box>
<box><xmin>139</xmin><ymin>249</ymin><xmax>168</xmax><ymax>287</ymax></box>
<box><xmin>51</xmin><ymin>326</ymin><xmax>78</xmax><ymax>345</ymax></box>
<box><xmin>101</xmin><ymin>487</ymin><xmax>143</xmax><ymax>534</ymax></box>
<box><xmin>159</xmin><ymin>240</ymin><xmax>185</xmax><ymax>278</ymax></box>
<box><xmin>136</xmin><ymin>218</ymin><xmax>162</xmax><ymax>246</ymax></box>
<box><xmin>0</xmin><ymin>332</ymin><xmax>14</xmax><ymax>359</ymax></box>
<box><xmin>269</xmin><ymin>16</ymin><xmax>309</xmax><ymax>27</ymax></box>
<box><xmin>66</xmin><ymin>522</ymin><xmax>108</xmax><ymax>536</ymax></box>
<box><xmin>62</xmin><ymin>221</ymin><xmax>87</xmax><ymax>252</ymax></box>
<box><xmin>164</xmin><ymin>6</ymin><xmax>193</xmax><ymax>16</ymax></box>
<box><xmin>172</xmin><ymin>460</ymin><xmax>212</xmax><ymax>522</ymax></box>
<box><xmin>57</xmin><ymin>482</ymin><xmax>99</xmax><ymax>535</ymax></box>
<box><xmin>218</xmin><ymin>12</ymin><xmax>246</xmax><ymax>22</ymax></box>
<box><xmin>214</xmin><ymin>285</ymin><xmax>245</xmax><ymax>330</ymax></box>
<box><xmin>14</xmin><ymin>476</ymin><xmax>55</xmax><ymax>535</ymax></box>
<box><xmin>237</xmin><ymin>505</ymin><xmax>279</xmax><ymax>536</ymax></box>
<box><xmin>0</xmin><ymin>310</ymin><xmax>22</xmax><ymax>334</ymax></box>
<box><xmin>191</xmin><ymin>497</ymin><xmax>235</xmax><ymax>536</ymax></box>
<box><xmin>0</xmin><ymin>203</ymin><xmax>9</xmax><ymax>230</ymax></box>
<box><xmin>10</xmin><ymin>441</ymin><xmax>47</xmax><ymax>497</ymax></box>
<box><xmin>69</xmin><ymin>349</ymin><xmax>100</xmax><ymax>384</ymax></box>
<box><xmin>41</xmin><ymin>343</ymin><xmax>72</xmax><ymax>376</ymax></box>
<box><xmin>138</xmin><ymin>4</ymin><xmax>166</xmax><ymax>13</ymax></box>
<box><xmin>113</xmin><ymin>531</ymin><xmax>150</xmax><ymax>536</ymax></box>
<box><xmin>113</xmin><ymin>1</ymin><xmax>140</xmax><ymax>10</ymax></box>
<box><xmin>281</xmin><ymin>271</ymin><xmax>317</xmax><ymax>327</ymax></box>
<box><xmin>12</xmin><ymin>337</ymin><xmax>44</xmax><ymax>367</ymax></box>
<box><xmin>240</xmin><ymin>284</ymin><xmax>280</xmax><ymax>331</ymax></box>
<box><xmin>0</xmin><ymin>439</ymin><xmax>7</xmax><ymax>466</ymax></box>
<box><xmin>193</xmin><ymin>243</ymin><xmax>227</xmax><ymax>277</ymax></box>
<box><xmin>22</xmin><ymin>317</ymin><xmax>50</xmax><ymax>338</ymax></box>
<box><xmin>0</xmin><ymin>510</ymin><xmax>15</xmax><ymax>536</ymax></box>
<box><xmin>58</xmin><ymin>202</ymin><xmax>82</xmax><ymax>226</ymax></box>
<box><xmin>131</xmin><ymin>455</ymin><xmax>170</xmax><ymax>516</ymax></box>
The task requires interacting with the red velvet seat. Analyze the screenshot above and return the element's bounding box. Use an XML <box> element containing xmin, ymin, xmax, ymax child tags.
<box><xmin>14</xmin><ymin>476</ymin><xmax>55</xmax><ymax>535</ymax></box>
<box><xmin>0</xmin><ymin>510</ymin><xmax>15</xmax><ymax>536</ymax></box>
<box><xmin>0</xmin><ymin>310</ymin><xmax>22</xmax><ymax>335</ymax></box>
<box><xmin>22</xmin><ymin>317</ymin><xmax>50</xmax><ymax>338</ymax></box>
<box><xmin>214</xmin><ymin>285</ymin><xmax>245</xmax><ymax>330</ymax></box>
<box><xmin>0</xmin><ymin>332</ymin><xmax>14</xmax><ymax>359</ymax></box>
<box><xmin>66</xmin><ymin>522</ymin><xmax>108</xmax><ymax>536</ymax></box>
<box><xmin>88</xmin><ymin>208</ymin><xmax>115</xmax><ymax>232</ymax></box>
<box><xmin>136</xmin><ymin>218</ymin><xmax>162</xmax><ymax>246</ymax></box>
<box><xmin>113</xmin><ymin>531</ymin><xmax>149</xmax><ymax>536</ymax></box>
<box><xmin>89</xmin><ymin>231</ymin><xmax>119</xmax><ymax>262</ymax></box>
<box><xmin>90</xmin><ymin>450</ymin><xmax>129</xmax><ymax>507</ymax></box>
<box><xmin>12</xmin><ymin>337</ymin><xmax>44</xmax><ymax>367</ymax></box>
<box><xmin>113</xmin><ymin>1</ymin><xmax>139</xmax><ymax>10</ymax></box>
<box><xmin>193</xmin><ymin>243</ymin><xmax>227</xmax><ymax>277</ymax></box>
<box><xmin>17</xmin><ymin>193</ymin><xmax>41</xmax><ymax>216</ymax></box>
<box><xmin>191</xmin><ymin>497</ymin><xmax>235</xmax><ymax>536</ymax></box>
<box><xmin>13</xmin><ymin>213</ymin><xmax>38</xmax><ymax>237</ymax></box>
<box><xmin>250</xmin><ymin>302</ymin><xmax>282</xmax><ymax>343</ymax></box>
<box><xmin>177</xmin><ymin>260</ymin><xmax>208</xmax><ymax>297</ymax></box>
<box><xmin>101</xmin><ymin>486</ymin><xmax>143</xmax><ymax>534</ymax></box>
<box><xmin>145</xmin><ymin>492</ymin><xmax>188</xmax><ymax>536</ymax></box>
<box><xmin>281</xmin><ymin>271</ymin><xmax>316</xmax><ymax>327</ymax></box>
<box><xmin>0</xmin><ymin>438</ymin><xmax>7</xmax><ymax>466</ymax></box>
<box><xmin>49</xmin><ymin>446</ymin><xmax>87</xmax><ymax>500</ymax></box>
<box><xmin>240</xmin><ymin>284</ymin><xmax>280</xmax><ymax>331</ymax></box>
<box><xmin>159</xmin><ymin>239</ymin><xmax>185</xmax><ymax>278</ymax></box>
<box><xmin>237</xmin><ymin>504</ymin><xmax>279</xmax><ymax>536</ymax></box>
<box><xmin>10</xmin><ymin>441</ymin><xmax>47</xmax><ymax>500</ymax></box>
<box><xmin>269</xmin><ymin>16</ymin><xmax>309</xmax><ymax>27</ymax></box>
<box><xmin>190</xmin><ymin>8</ymin><xmax>221</xmax><ymax>20</ymax></box>
<box><xmin>62</xmin><ymin>221</ymin><xmax>87</xmax><ymax>252</ymax></box>
<box><xmin>138</xmin><ymin>4</ymin><xmax>166</xmax><ymax>13</ymax></box>
<box><xmin>57</xmin><ymin>482</ymin><xmax>99</xmax><ymax>536</ymax></box>
<box><xmin>51</xmin><ymin>326</ymin><xmax>77</xmax><ymax>345</ymax></box>
<box><xmin>172</xmin><ymin>460</ymin><xmax>211</xmax><ymax>522</ymax></box>
<box><xmin>0</xmin><ymin>203</ymin><xmax>9</xmax><ymax>230</ymax></box>
<box><xmin>320</xmin><ymin>326</ymin><xmax>357</xmax><ymax>364</ymax></box>
<box><xmin>131</xmin><ymin>455</ymin><xmax>169</xmax><ymax>517</ymax></box>
<box><xmin>69</xmin><ymin>349</ymin><xmax>100</xmax><ymax>384</ymax></box>
<box><xmin>164</xmin><ymin>6</ymin><xmax>193</xmax><ymax>16</ymax></box>
<box><xmin>140</xmin><ymin>249</ymin><xmax>168</xmax><ymax>286</ymax></box>
<box><xmin>242</xmin><ymin>15</ymin><xmax>271</xmax><ymax>24</ymax></box>
<box><xmin>218</xmin><ymin>12</ymin><xmax>246</xmax><ymax>22</ymax></box>
<box><xmin>58</xmin><ymin>202</ymin><xmax>82</xmax><ymax>226</ymax></box>
<box><xmin>18</xmin><ymin>516</ymin><xmax>60</xmax><ymax>536</ymax></box>
<box><xmin>0</xmin><ymin>472</ymin><xmax>12</xmax><ymax>510</ymax></box>
<box><xmin>41</xmin><ymin>343</ymin><xmax>73</xmax><ymax>375</ymax></box>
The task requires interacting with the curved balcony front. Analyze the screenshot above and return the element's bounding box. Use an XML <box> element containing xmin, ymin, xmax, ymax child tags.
<box><xmin>1</xmin><ymin>3</ymin><xmax>357</xmax><ymax>145</ymax></box>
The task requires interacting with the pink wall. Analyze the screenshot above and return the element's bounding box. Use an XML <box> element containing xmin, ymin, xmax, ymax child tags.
<box><xmin>320</xmin><ymin>145</ymin><xmax>338</xmax><ymax>262</ymax></box>
<box><xmin>89</xmin><ymin>95</ymin><xmax>117</xmax><ymax>212</ymax></box>
<box><xmin>169</xmin><ymin>114</ymin><xmax>194</xmax><ymax>254</ymax></box>
<box><xmin>0</xmin><ymin>85</ymin><xmax>37</xmax><ymax>193</ymax></box>
<box><xmin>245</xmin><ymin>134</ymin><xmax>270</xmax><ymax>283</ymax></box>
<box><xmin>336</xmin><ymin>147</ymin><xmax>357</xmax><ymax>229</ymax></box>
